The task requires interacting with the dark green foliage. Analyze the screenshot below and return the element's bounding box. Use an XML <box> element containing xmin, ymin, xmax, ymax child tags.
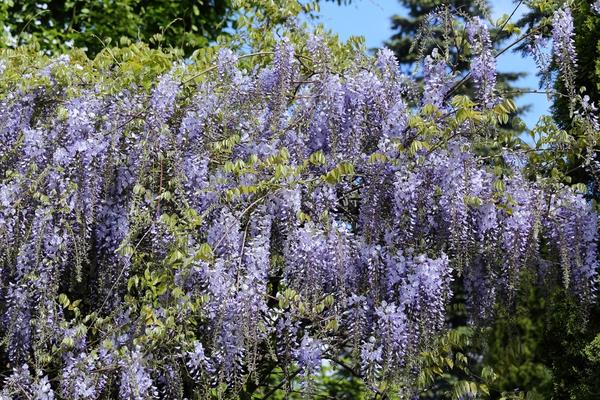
<box><xmin>0</xmin><ymin>0</ymin><xmax>234</xmax><ymax>56</ymax></box>
<box><xmin>254</xmin><ymin>362</ymin><xmax>367</xmax><ymax>399</ymax></box>
<box><xmin>0</xmin><ymin>0</ymin><xmax>350</xmax><ymax>57</ymax></box>
<box><xmin>484</xmin><ymin>282</ymin><xmax>600</xmax><ymax>399</ymax></box>
<box><xmin>482</xmin><ymin>276</ymin><xmax>554</xmax><ymax>399</ymax></box>
<box><xmin>419</xmin><ymin>277</ymin><xmax>600</xmax><ymax>399</ymax></box>
<box><xmin>537</xmin><ymin>290</ymin><xmax>600</xmax><ymax>399</ymax></box>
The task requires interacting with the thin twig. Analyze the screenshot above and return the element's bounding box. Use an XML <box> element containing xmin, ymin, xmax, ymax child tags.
<box><xmin>261</xmin><ymin>368</ymin><xmax>302</xmax><ymax>400</ymax></box>
<box><xmin>97</xmin><ymin>225</ymin><xmax>152</xmax><ymax>312</ymax></box>
<box><xmin>498</xmin><ymin>0</ymin><xmax>523</xmax><ymax>34</ymax></box>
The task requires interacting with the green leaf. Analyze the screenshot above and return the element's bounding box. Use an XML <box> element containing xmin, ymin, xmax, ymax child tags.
<box><xmin>58</xmin><ymin>293</ymin><xmax>70</xmax><ymax>307</ymax></box>
<box><xmin>309</xmin><ymin>150</ymin><xmax>326</xmax><ymax>166</ymax></box>
<box><xmin>196</xmin><ymin>243</ymin><xmax>214</xmax><ymax>261</ymax></box>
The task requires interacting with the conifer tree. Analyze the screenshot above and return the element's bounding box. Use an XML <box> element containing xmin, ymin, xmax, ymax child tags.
<box><xmin>384</xmin><ymin>0</ymin><xmax>525</xmax><ymax>105</ymax></box>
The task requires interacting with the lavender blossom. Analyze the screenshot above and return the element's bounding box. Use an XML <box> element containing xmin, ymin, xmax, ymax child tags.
<box><xmin>552</xmin><ymin>7</ymin><xmax>577</xmax><ymax>97</ymax></box>
<box><xmin>526</xmin><ymin>34</ymin><xmax>551</xmax><ymax>86</ymax></box>
<box><xmin>467</xmin><ymin>17</ymin><xmax>497</xmax><ymax>108</ymax></box>
<box><xmin>360</xmin><ymin>337</ymin><xmax>383</xmax><ymax>381</ymax></box>
<box><xmin>422</xmin><ymin>49</ymin><xmax>450</xmax><ymax>108</ymax></box>
<box><xmin>119</xmin><ymin>347</ymin><xmax>157</xmax><ymax>400</ymax></box>
<box><xmin>34</xmin><ymin>375</ymin><xmax>56</xmax><ymax>400</ymax></box>
<box><xmin>374</xmin><ymin>301</ymin><xmax>407</xmax><ymax>369</ymax></box>
<box><xmin>187</xmin><ymin>340</ymin><xmax>214</xmax><ymax>379</ymax></box>
<box><xmin>293</xmin><ymin>335</ymin><xmax>323</xmax><ymax>376</ymax></box>
<box><xmin>61</xmin><ymin>353</ymin><xmax>100</xmax><ymax>399</ymax></box>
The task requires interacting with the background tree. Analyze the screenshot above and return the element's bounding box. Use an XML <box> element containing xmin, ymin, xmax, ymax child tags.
<box><xmin>0</xmin><ymin>0</ymin><xmax>236</xmax><ymax>55</ymax></box>
<box><xmin>0</xmin><ymin>0</ymin><xmax>348</xmax><ymax>56</ymax></box>
<box><xmin>386</xmin><ymin>0</ymin><xmax>488</xmax><ymax>72</ymax></box>
<box><xmin>384</xmin><ymin>0</ymin><xmax>525</xmax><ymax>99</ymax></box>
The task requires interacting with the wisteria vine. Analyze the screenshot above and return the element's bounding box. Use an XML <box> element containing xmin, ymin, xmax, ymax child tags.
<box><xmin>0</xmin><ymin>9</ymin><xmax>597</xmax><ymax>400</ymax></box>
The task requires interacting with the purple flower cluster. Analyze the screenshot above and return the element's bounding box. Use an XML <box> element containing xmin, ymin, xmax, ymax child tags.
<box><xmin>0</xmin><ymin>364</ymin><xmax>56</xmax><ymax>399</ymax></box>
<box><xmin>118</xmin><ymin>347</ymin><xmax>157</xmax><ymax>400</ymax></box>
<box><xmin>544</xmin><ymin>191</ymin><xmax>598</xmax><ymax>298</ymax></box>
<box><xmin>552</xmin><ymin>6</ymin><xmax>578</xmax><ymax>97</ymax></box>
<box><xmin>467</xmin><ymin>17</ymin><xmax>497</xmax><ymax>108</ymax></box>
<box><xmin>422</xmin><ymin>48</ymin><xmax>450</xmax><ymax>108</ymax></box>
<box><xmin>294</xmin><ymin>335</ymin><xmax>323</xmax><ymax>376</ymax></box>
<box><xmin>526</xmin><ymin>34</ymin><xmax>551</xmax><ymax>85</ymax></box>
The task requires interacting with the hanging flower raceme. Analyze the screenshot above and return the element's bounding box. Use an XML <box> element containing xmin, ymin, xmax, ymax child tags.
<box><xmin>552</xmin><ymin>6</ymin><xmax>578</xmax><ymax>98</ymax></box>
<box><xmin>0</xmin><ymin>26</ymin><xmax>597</xmax><ymax>399</ymax></box>
<box><xmin>422</xmin><ymin>48</ymin><xmax>451</xmax><ymax>108</ymax></box>
<box><xmin>467</xmin><ymin>17</ymin><xmax>497</xmax><ymax>108</ymax></box>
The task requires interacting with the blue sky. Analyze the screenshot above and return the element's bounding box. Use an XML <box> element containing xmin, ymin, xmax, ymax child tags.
<box><xmin>312</xmin><ymin>0</ymin><xmax>550</xmax><ymax>129</ymax></box>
